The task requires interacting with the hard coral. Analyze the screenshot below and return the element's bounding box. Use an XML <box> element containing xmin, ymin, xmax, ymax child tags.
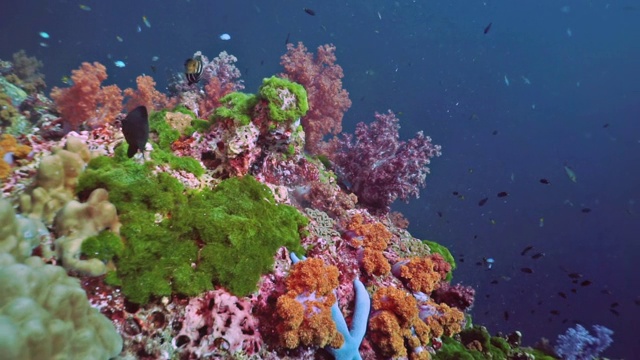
<box><xmin>50</xmin><ymin>62</ymin><xmax>123</xmax><ymax>131</ymax></box>
<box><xmin>280</xmin><ymin>42</ymin><xmax>352</xmax><ymax>154</ymax></box>
<box><xmin>333</xmin><ymin>110</ymin><xmax>441</xmax><ymax>212</ymax></box>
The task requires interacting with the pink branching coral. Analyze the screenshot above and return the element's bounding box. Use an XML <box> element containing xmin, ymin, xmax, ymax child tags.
<box><xmin>333</xmin><ymin>110</ymin><xmax>442</xmax><ymax>211</ymax></box>
<box><xmin>280</xmin><ymin>42</ymin><xmax>352</xmax><ymax>154</ymax></box>
<box><xmin>50</xmin><ymin>62</ymin><xmax>123</xmax><ymax>131</ymax></box>
<box><xmin>197</xmin><ymin>51</ymin><xmax>245</xmax><ymax>118</ymax></box>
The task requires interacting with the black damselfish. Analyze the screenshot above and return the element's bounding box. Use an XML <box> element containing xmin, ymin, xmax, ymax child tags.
<box><xmin>122</xmin><ymin>105</ymin><xmax>149</xmax><ymax>158</ymax></box>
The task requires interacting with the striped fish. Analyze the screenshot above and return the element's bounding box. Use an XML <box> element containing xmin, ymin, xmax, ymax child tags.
<box><xmin>184</xmin><ymin>56</ymin><xmax>203</xmax><ymax>85</ymax></box>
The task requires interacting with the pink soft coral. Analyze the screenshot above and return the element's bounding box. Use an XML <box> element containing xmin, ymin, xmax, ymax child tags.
<box><xmin>50</xmin><ymin>62</ymin><xmax>123</xmax><ymax>131</ymax></box>
<box><xmin>333</xmin><ymin>110</ymin><xmax>442</xmax><ymax>211</ymax></box>
<box><xmin>280</xmin><ymin>42</ymin><xmax>352</xmax><ymax>154</ymax></box>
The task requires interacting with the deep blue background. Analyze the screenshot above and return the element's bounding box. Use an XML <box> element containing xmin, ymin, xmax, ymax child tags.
<box><xmin>2</xmin><ymin>0</ymin><xmax>638</xmax><ymax>357</ymax></box>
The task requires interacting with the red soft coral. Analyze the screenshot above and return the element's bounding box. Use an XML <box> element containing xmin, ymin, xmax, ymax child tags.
<box><xmin>280</xmin><ymin>42</ymin><xmax>352</xmax><ymax>154</ymax></box>
<box><xmin>50</xmin><ymin>62</ymin><xmax>123</xmax><ymax>131</ymax></box>
<box><xmin>333</xmin><ymin>110</ymin><xmax>442</xmax><ymax>212</ymax></box>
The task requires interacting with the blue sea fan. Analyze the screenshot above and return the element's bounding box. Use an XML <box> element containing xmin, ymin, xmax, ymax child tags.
<box><xmin>554</xmin><ymin>324</ymin><xmax>613</xmax><ymax>360</ymax></box>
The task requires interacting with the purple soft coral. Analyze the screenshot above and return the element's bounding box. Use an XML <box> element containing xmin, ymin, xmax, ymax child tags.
<box><xmin>333</xmin><ymin>110</ymin><xmax>441</xmax><ymax>211</ymax></box>
<box><xmin>554</xmin><ymin>324</ymin><xmax>613</xmax><ymax>360</ymax></box>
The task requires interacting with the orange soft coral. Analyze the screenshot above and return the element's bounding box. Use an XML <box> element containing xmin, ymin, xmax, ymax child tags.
<box><xmin>392</xmin><ymin>254</ymin><xmax>451</xmax><ymax>294</ymax></box>
<box><xmin>50</xmin><ymin>62</ymin><xmax>123</xmax><ymax>131</ymax></box>
<box><xmin>420</xmin><ymin>301</ymin><xmax>465</xmax><ymax>339</ymax></box>
<box><xmin>198</xmin><ymin>76</ymin><xmax>236</xmax><ymax>118</ymax></box>
<box><xmin>347</xmin><ymin>213</ymin><xmax>392</xmax><ymax>276</ymax></box>
<box><xmin>369</xmin><ymin>287</ymin><xmax>432</xmax><ymax>359</ymax></box>
<box><xmin>0</xmin><ymin>134</ymin><xmax>31</xmax><ymax>179</ymax></box>
<box><xmin>123</xmin><ymin>75</ymin><xmax>170</xmax><ymax>112</ymax></box>
<box><xmin>275</xmin><ymin>257</ymin><xmax>344</xmax><ymax>349</ymax></box>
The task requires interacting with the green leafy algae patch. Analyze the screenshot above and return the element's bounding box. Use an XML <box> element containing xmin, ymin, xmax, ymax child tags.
<box><xmin>81</xmin><ymin>230</ymin><xmax>124</xmax><ymax>263</ymax></box>
<box><xmin>78</xmin><ymin>154</ymin><xmax>307</xmax><ymax>304</ymax></box>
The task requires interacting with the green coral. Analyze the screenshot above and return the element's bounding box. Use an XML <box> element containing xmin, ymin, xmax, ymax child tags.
<box><xmin>423</xmin><ymin>239</ymin><xmax>456</xmax><ymax>281</ymax></box>
<box><xmin>81</xmin><ymin>230</ymin><xmax>124</xmax><ymax>263</ymax></box>
<box><xmin>78</xmin><ymin>156</ymin><xmax>306</xmax><ymax>304</ymax></box>
<box><xmin>257</xmin><ymin>76</ymin><xmax>308</xmax><ymax>122</ymax></box>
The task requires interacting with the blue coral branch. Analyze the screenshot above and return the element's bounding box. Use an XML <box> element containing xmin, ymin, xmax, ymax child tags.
<box><xmin>289</xmin><ymin>252</ymin><xmax>371</xmax><ymax>360</ymax></box>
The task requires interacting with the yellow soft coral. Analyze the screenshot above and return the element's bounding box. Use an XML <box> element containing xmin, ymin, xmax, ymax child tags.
<box><xmin>0</xmin><ymin>134</ymin><xmax>31</xmax><ymax>179</ymax></box>
<box><xmin>276</xmin><ymin>257</ymin><xmax>344</xmax><ymax>349</ymax></box>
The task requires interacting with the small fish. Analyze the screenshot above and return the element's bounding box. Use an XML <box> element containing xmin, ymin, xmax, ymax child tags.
<box><xmin>521</xmin><ymin>76</ymin><xmax>531</xmax><ymax>85</ymax></box>
<box><xmin>150</xmin><ymin>65</ymin><xmax>157</xmax><ymax>73</ymax></box>
<box><xmin>121</xmin><ymin>106</ymin><xmax>149</xmax><ymax>158</ymax></box>
<box><xmin>568</xmin><ymin>272</ymin><xmax>582</xmax><ymax>279</ymax></box>
<box><xmin>151</xmin><ymin>56</ymin><xmax>159</xmax><ymax>61</ymax></box>
<box><xmin>540</xmin><ymin>178</ymin><xmax>550</xmax><ymax>184</ymax></box>
<box><xmin>219</xmin><ymin>33</ymin><xmax>231</xmax><ymax>40</ymax></box>
<box><xmin>137</xmin><ymin>25</ymin><xmax>142</xmax><ymax>33</ymax></box>
<box><xmin>492</xmin><ymin>130</ymin><xmax>498</xmax><ymax>135</ymax></box>
<box><xmin>61</xmin><ymin>75</ymin><xmax>71</xmax><ymax>85</ymax></box>
<box><xmin>452</xmin><ymin>191</ymin><xmax>459</xmax><ymax>196</ymax></box>
<box><xmin>521</xmin><ymin>267</ymin><xmax>534</xmax><ymax>274</ymax></box>
<box><xmin>503</xmin><ymin>311</ymin><xmax>509</xmax><ymax>321</ymax></box>
<box><xmin>39</xmin><ymin>31</ymin><xmax>50</xmax><ymax>39</ymax></box>
<box><xmin>114</xmin><ymin>60</ymin><xmax>126</xmax><ymax>68</ymax></box>
<box><xmin>564</xmin><ymin>164</ymin><xmax>577</xmax><ymax>182</ymax></box>
<box><xmin>142</xmin><ymin>16</ymin><xmax>151</xmax><ymax>28</ymax></box>
<box><xmin>504</xmin><ymin>75</ymin><xmax>510</xmax><ymax>86</ymax></box>
<box><xmin>581</xmin><ymin>208</ymin><xmax>592</xmax><ymax>213</ymax></box>
<box><xmin>303</xmin><ymin>8</ymin><xmax>316</xmax><ymax>16</ymax></box>
<box><xmin>539</xmin><ymin>217</ymin><xmax>544</xmax><ymax>227</ymax></box>
<box><xmin>570</xmin><ymin>288</ymin><xmax>577</xmax><ymax>294</ymax></box>
<box><xmin>39</xmin><ymin>42</ymin><xmax>49</xmax><ymax>48</ymax></box>
<box><xmin>184</xmin><ymin>56</ymin><xmax>204</xmax><ymax>85</ymax></box>
<box><xmin>609</xmin><ymin>309</ymin><xmax>620</xmax><ymax>316</ymax></box>
<box><xmin>521</xmin><ymin>246</ymin><xmax>533</xmax><ymax>256</ymax></box>
<box><xmin>437</xmin><ymin>211</ymin><xmax>443</xmax><ymax>218</ymax></box>
<box><xmin>602</xmin><ymin>123</ymin><xmax>610</xmax><ymax>128</ymax></box>
<box><xmin>483</xmin><ymin>22</ymin><xmax>492</xmax><ymax>34</ymax></box>
<box><xmin>610</xmin><ymin>302</ymin><xmax>619</xmax><ymax>308</ymax></box>
<box><xmin>79</xmin><ymin>4</ymin><xmax>91</xmax><ymax>11</ymax></box>
<box><xmin>580</xmin><ymin>280</ymin><xmax>592</xmax><ymax>287</ymax></box>
<box><xmin>478</xmin><ymin>197</ymin><xmax>488</xmax><ymax>206</ymax></box>
<box><xmin>550</xmin><ymin>310</ymin><xmax>560</xmax><ymax>316</ymax></box>
<box><xmin>285</xmin><ymin>32</ymin><xmax>291</xmax><ymax>45</ymax></box>
<box><xmin>497</xmin><ymin>191</ymin><xmax>509</xmax><ymax>198</ymax></box>
<box><xmin>116</xmin><ymin>35</ymin><xmax>123</xmax><ymax>42</ymax></box>
<box><xmin>558</xmin><ymin>292</ymin><xmax>567</xmax><ymax>299</ymax></box>
<box><xmin>490</xmin><ymin>279</ymin><xmax>499</xmax><ymax>285</ymax></box>
<box><xmin>531</xmin><ymin>252</ymin><xmax>545</xmax><ymax>260</ymax></box>
<box><xmin>602</xmin><ymin>289</ymin><xmax>612</xmax><ymax>295</ymax></box>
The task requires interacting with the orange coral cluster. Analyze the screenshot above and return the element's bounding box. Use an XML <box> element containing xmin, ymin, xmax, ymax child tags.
<box><xmin>421</xmin><ymin>301</ymin><xmax>465</xmax><ymax>339</ymax></box>
<box><xmin>123</xmin><ymin>75</ymin><xmax>171</xmax><ymax>112</ymax></box>
<box><xmin>0</xmin><ymin>134</ymin><xmax>31</xmax><ymax>179</ymax></box>
<box><xmin>50</xmin><ymin>62</ymin><xmax>123</xmax><ymax>130</ymax></box>
<box><xmin>275</xmin><ymin>257</ymin><xmax>344</xmax><ymax>349</ymax></box>
<box><xmin>368</xmin><ymin>287</ymin><xmax>432</xmax><ymax>360</ymax></box>
<box><xmin>393</xmin><ymin>254</ymin><xmax>451</xmax><ymax>294</ymax></box>
<box><xmin>347</xmin><ymin>213</ymin><xmax>392</xmax><ymax>276</ymax></box>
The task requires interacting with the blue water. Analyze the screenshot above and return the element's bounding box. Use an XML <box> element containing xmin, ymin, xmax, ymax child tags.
<box><xmin>2</xmin><ymin>0</ymin><xmax>638</xmax><ymax>357</ymax></box>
